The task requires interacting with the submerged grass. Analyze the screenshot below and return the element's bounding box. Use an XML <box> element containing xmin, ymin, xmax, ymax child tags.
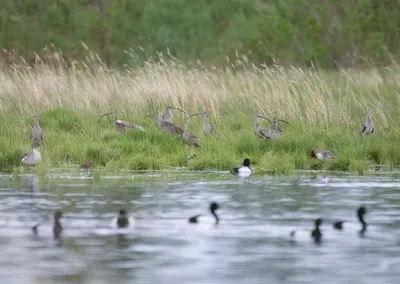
<box><xmin>1</xmin><ymin>57</ymin><xmax>400</xmax><ymax>175</ymax></box>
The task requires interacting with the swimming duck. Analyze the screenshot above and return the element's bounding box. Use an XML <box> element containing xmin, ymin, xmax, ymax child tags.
<box><xmin>32</xmin><ymin>210</ymin><xmax>63</xmax><ymax>239</ymax></box>
<box><xmin>311</xmin><ymin>218</ymin><xmax>323</xmax><ymax>244</ymax></box>
<box><xmin>333</xmin><ymin>206</ymin><xmax>367</xmax><ymax>237</ymax></box>
<box><xmin>310</xmin><ymin>149</ymin><xmax>335</xmax><ymax>160</ymax></box>
<box><xmin>189</xmin><ymin>202</ymin><xmax>220</xmax><ymax>225</ymax></box>
<box><xmin>21</xmin><ymin>147</ymin><xmax>42</xmax><ymax>166</ymax></box>
<box><xmin>231</xmin><ymin>158</ymin><xmax>252</xmax><ymax>178</ymax></box>
<box><xmin>111</xmin><ymin>209</ymin><xmax>135</xmax><ymax>229</ymax></box>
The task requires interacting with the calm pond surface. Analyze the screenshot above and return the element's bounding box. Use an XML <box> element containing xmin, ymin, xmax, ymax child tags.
<box><xmin>0</xmin><ymin>168</ymin><xmax>400</xmax><ymax>284</ymax></box>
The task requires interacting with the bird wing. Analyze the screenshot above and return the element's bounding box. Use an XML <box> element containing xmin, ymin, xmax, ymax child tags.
<box><xmin>117</xmin><ymin>120</ymin><xmax>145</xmax><ymax>131</ymax></box>
<box><xmin>358</xmin><ymin>124</ymin><xmax>366</xmax><ymax>135</ymax></box>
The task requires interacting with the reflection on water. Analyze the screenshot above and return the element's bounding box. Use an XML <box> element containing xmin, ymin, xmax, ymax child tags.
<box><xmin>0</xmin><ymin>170</ymin><xmax>399</xmax><ymax>284</ymax></box>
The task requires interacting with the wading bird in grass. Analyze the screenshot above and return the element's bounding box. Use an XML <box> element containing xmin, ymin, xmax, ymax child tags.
<box><xmin>264</xmin><ymin>117</ymin><xmax>290</xmax><ymax>139</ymax></box>
<box><xmin>21</xmin><ymin>147</ymin><xmax>42</xmax><ymax>166</ymax></box>
<box><xmin>231</xmin><ymin>158</ymin><xmax>252</xmax><ymax>178</ymax></box>
<box><xmin>333</xmin><ymin>206</ymin><xmax>367</xmax><ymax>237</ymax></box>
<box><xmin>189</xmin><ymin>111</ymin><xmax>217</xmax><ymax>136</ymax></box>
<box><xmin>164</xmin><ymin>105</ymin><xmax>187</xmax><ymax>124</ymax></box>
<box><xmin>99</xmin><ymin>111</ymin><xmax>145</xmax><ymax>132</ymax></box>
<box><xmin>110</xmin><ymin>209</ymin><xmax>135</xmax><ymax>229</ymax></box>
<box><xmin>359</xmin><ymin>109</ymin><xmax>374</xmax><ymax>136</ymax></box>
<box><xmin>254</xmin><ymin>113</ymin><xmax>272</xmax><ymax>139</ymax></box>
<box><xmin>183</xmin><ymin>120</ymin><xmax>200</xmax><ymax>147</ymax></box>
<box><xmin>145</xmin><ymin>108</ymin><xmax>186</xmax><ymax>135</ymax></box>
<box><xmin>189</xmin><ymin>202</ymin><xmax>220</xmax><ymax>225</ymax></box>
<box><xmin>30</xmin><ymin>114</ymin><xmax>43</xmax><ymax>148</ymax></box>
<box><xmin>32</xmin><ymin>210</ymin><xmax>63</xmax><ymax>239</ymax></box>
<box><xmin>310</xmin><ymin>149</ymin><xmax>335</xmax><ymax>160</ymax></box>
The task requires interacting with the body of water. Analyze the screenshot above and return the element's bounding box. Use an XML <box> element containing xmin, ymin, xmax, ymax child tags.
<box><xmin>0</xmin><ymin>169</ymin><xmax>399</xmax><ymax>284</ymax></box>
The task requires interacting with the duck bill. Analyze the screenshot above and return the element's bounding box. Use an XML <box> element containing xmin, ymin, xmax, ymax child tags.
<box><xmin>189</xmin><ymin>112</ymin><xmax>203</xmax><ymax>118</ymax></box>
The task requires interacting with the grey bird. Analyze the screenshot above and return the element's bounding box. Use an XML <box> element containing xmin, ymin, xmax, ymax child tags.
<box><xmin>310</xmin><ymin>149</ymin><xmax>335</xmax><ymax>160</ymax></box>
<box><xmin>183</xmin><ymin>120</ymin><xmax>200</xmax><ymax>147</ymax></box>
<box><xmin>145</xmin><ymin>109</ymin><xmax>185</xmax><ymax>134</ymax></box>
<box><xmin>359</xmin><ymin>109</ymin><xmax>374</xmax><ymax>135</ymax></box>
<box><xmin>21</xmin><ymin>147</ymin><xmax>42</xmax><ymax>166</ymax></box>
<box><xmin>189</xmin><ymin>111</ymin><xmax>215</xmax><ymax>136</ymax></box>
<box><xmin>264</xmin><ymin>117</ymin><xmax>290</xmax><ymax>139</ymax></box>
<box><xmin>254</xmin><ymin>113</ymin><xmax>271</xmax><ymax>139</ymax></box>
<box><xmin>30</xmin><ymin>114</ymin><xmax>43</xmax><ymax>148</ymax></box>
<box><xmin>164</xmin><ymin>105</ymin><xmax>187</xmax><ymax>124</ymax></box>
<box><xmin>100</xmin><ymin>111</ymin><xmax>145</xmax><ymax>132</ymax></box>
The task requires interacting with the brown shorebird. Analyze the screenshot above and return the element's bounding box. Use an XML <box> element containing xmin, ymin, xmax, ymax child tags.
<box><xmin>30</xmin><ymin>114</ymin><xmax>43</xmax><ymax>148</ymax></box>
<box><xmin>359</xmin><ymin>109</ymin><xmax>374</xmax><ymax>136</ymax></box>
<box><xmin>254</xmin><ymin>114</ymin><xmax>271</xmax><ymax>139</ymax></box>
<box><xmin>264</xmin><ymin>117</ymin><xmax>290</xmax><ymax>139</ymax></box>
<box><xmin>189</xmin><ymin>111</ymin><xmax>215</xmax><ymax>136</ymax></box>
<box><xmin>164</xmin><ymin>105</ymin><xmax>187</xmax><ymax>124</ymax></box>
<box><xmin>183</xmin><ymin>120</ymin><xmax>200</xmax><ymax>147</ymax></box>
<box><xmin>310</xmin><ymin>150</ymin><xmax>335</xmax><ymax>160</ymax></box>
<box><xmin>100</xmin><ymin>111</ymin><xmax>145</xmax><ymax>132</ymax></box>
<box><xmin>145</xmin><ymin>110</ymin><xmax>184</xmax><ymax>134</ymax></box>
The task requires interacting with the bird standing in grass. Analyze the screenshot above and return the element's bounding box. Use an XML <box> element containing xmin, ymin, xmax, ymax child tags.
<box><xmin>100</xmin><ymin>111</ymin><xmax>145</xmax><ymax>132</ymax></box>
<box><xmin>254</xmin><ymin>113</ymin><xmax>271</xmax><ymax>139</ymax></box>
<box><xmin>265</xmin><ymin>117</ymin><xmax>290</xmax><ymax>139</ymax></box>
<box><xmin>189</xmin><ymin>111</ymin><xmax>215</xmax><ymax>136</ymax></box>
<box><xmin>310</xmin><ymin>149</ymin><xmax>335</xmax><ymax>160</ymax></box>
<box><xmin>231</xmin><ymin>158</ymin><xmax>252</xmax><ymax>177</ymax></box>
<box><xmin>30</xmin><ymin>114</ymin><xmax>43</xmax><ymax>148</ymax></box>
<box><xmin>359</xmin><ymin>109</ymin><xmax>374</xmax><ymax>136</ymax></box>
<box><xmin>164</xmin><ymin>105</ymin><xmax>187</xmax><ymax>124</ymax></box>
<box><xmin>183</xmin><ymin>120</ymin><xmax>200</xmax><ymax>147</ymax></box>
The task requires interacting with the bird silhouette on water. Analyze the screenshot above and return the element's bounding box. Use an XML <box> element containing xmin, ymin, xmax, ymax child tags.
<box><xmin>32</xmin><ymin>210</ymin><xmax>63</xmax><ymax>239</ymax></box>
<box><xmin>189</xmin><ymin>202</ymin><xmax>220</xmax><ymax>225</ymax></box>
<box><xmin>311</xmin><ymin>218</ymin><xmax>323</xmax><ymax>244</ymax></box>
<box><xmin>333</xmin><ymin>206</ymin><xmax>367</xmax><ymax>237</ymax></box>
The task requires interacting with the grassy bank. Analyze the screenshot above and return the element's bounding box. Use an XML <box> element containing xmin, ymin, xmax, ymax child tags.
<box><xmin>2</xmin><ymin>0</ymin><xmax>400</xmax><ymax>67</ymax></box>
<box><xmin>1</xmin><ymin>57</ymin><xmax>400</xmax><ymax>175</ymax></box>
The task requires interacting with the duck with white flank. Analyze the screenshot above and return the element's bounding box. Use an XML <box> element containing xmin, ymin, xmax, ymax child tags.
<box><xmin>231</xmin><ymin>158</ymin><xmax>252</xmax><ymax>178</ymax></box>
<box><xmin>189</xmin><ymin>202</ymin><xmax>220</xmax><ymax>225</ymax></box>
<box><xmin>333</xmin><ymin>206</ymin><xmax>367</xmax><ymax>237</ymax></box>
<box><xmin>21</xmin><ymin>147</ymin><xmax>42</xmax><ymax>166</ymax></box>
<box><xmin>310</xmin><ymin>149</ymin><xmax>335</xmax><ymax>160</ymax></box>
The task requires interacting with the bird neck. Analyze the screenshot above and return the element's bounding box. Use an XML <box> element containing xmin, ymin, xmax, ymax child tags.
<box><xmin>184</xmin><ymin>123</ymin><xmax>189</xmax><ymax>132</ymax></box>
<box><xmin>157</xmin><ymin>112</ymin><xmax>163</xmax><ymax>124</ymax></box>
<box><xmin>211</xmin><ymin>210</ymin><xmax>219</xmax><ymax>224</ymax></box>
<box><xmin>358</xmin><ymin>213</ymin><xmax>367</xmax><ymax>231</ymax></box>
<box><xmin>204</xmin><ymin>114</ymin><xmax>209</xmax><ymax>124</ymax></box>
<box><xmin>166</xmin><ymin>109</ymin><xmax>173</xmax><ymax>120</ymax></box>
<box><xmin>34</xmin><ymin>119</ymin><xmax>40</xmax><ymax>128</ymax></box>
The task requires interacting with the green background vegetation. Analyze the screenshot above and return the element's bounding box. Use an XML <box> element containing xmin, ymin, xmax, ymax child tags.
<box><xmin>1</xmin><ymin>0</ymin><xmax>400</xmax><ymax>68</ymax></box>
